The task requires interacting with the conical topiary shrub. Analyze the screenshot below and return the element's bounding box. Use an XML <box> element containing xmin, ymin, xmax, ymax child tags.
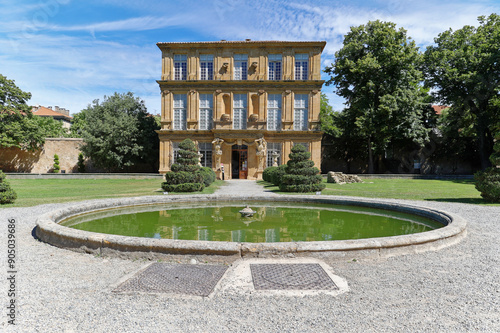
<box><xmin>0</xmin><ymin>170</ymin><xmax>17</xmax><ymax>204</ymax></box>
<box><xmin>279</xmin><ymin>144</ymin><xmax>325</xmax><ymax>192</ymax></box>
<box><xmin>161</xmin><ymin>139</ymin><xmax>205</xmax><ymax>192</ymax></box>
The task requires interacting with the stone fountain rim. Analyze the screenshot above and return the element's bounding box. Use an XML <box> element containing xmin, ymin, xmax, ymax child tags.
<box><xmin>35</xmin><ymin>194</ymin><xmax>467</xmax><ymax>260</ymax></box>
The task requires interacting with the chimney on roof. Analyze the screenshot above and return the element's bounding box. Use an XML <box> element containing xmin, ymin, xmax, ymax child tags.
<box><xmin>47</xmin><ymin>106</ymin><xmax>52</xmax><ymax>110</ymax></box>
<box><xmin>245</xmin><ymin>39</ymin><xmax>251</xmax><ymax>41</ymax></box>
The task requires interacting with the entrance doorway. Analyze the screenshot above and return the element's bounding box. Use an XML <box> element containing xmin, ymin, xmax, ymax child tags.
<box><xmin>231</xmin><ymin>145</ymin><xmax>248</xmax><ymax>179</ymax></box>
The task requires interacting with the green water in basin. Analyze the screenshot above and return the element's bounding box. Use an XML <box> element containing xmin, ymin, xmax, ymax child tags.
<box><xmin>60</xmin><ymin>202</ymin><xmax>443</xmax><ymax>243</ymax></box>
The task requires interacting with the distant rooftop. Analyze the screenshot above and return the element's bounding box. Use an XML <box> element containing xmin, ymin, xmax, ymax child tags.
<box><xmin>33</xmin><ymin>106</ymin><xmax>72</xmax><ymax>120</ymax></box>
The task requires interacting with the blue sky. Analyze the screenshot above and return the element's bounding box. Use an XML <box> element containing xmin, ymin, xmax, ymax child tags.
<box><xmin>0</xmin><ymin>0</ymin><xmax>498</xmax><ymax>115</ymax></box>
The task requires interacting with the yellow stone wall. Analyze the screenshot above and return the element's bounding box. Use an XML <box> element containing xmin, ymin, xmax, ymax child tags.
<box><xmin>157</xmin><ymin>40</ymin><xmax>326</xmax><ymax>179</ymax></box>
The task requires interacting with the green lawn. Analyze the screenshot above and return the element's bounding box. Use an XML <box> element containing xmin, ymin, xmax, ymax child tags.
<box><xmin>2</xmin><ymin>179</ymin><xmax>225</xmax><ymax>207</ymax></box>
<box><xmin>258</xmin><ymin>178</ymin><xmax>496</xmax><ymax>205</ymax></box>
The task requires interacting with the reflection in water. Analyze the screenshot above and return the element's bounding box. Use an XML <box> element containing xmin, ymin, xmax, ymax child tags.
<box><xmin>62</xmin><ymin>202</ymin><xmax>443</xmax><ymax>243</ymax></box>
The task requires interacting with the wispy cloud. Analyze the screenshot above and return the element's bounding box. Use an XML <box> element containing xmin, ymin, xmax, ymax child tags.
<box><xmin>47</xmin><ymin>15</ymin><xmax>187</xmax><ymax>33</ymax></box>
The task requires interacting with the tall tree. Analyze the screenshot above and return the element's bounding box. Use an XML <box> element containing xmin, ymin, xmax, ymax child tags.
<box><xmin>0</xmin><ymin>74</ymin><xmax>45</xmax><ymax>150</ymax></box>
<box><xmin>325</xmin><ymin>20</ymin><xmax>429</xmax><ymax>173</ymax></box>
<box><xmin>424</xmin><ymin>14</ymin><xmax>500</xmax><ymax>170</ymax></box>
<box><xmin>80</xmin><ymin>92</ymin><xmax>160</xmax><ymax>171</ymax></box>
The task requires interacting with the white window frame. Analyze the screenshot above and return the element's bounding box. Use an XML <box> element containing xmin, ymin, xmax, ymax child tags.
<box><xmin>172</xmin><ymin>142</ymin><xmax>180</xmax><ymax>165</ymax></box>
<box><xmin>233</xmin><ymin>94</ymin><xmax>247</xmax><ymax>130</ymax></box>
<box><xmin>200</xmin><ymin>54</ymin><xmax>213</xmax><ymax>80</ymax></box>
<box><xmin>266</xmin><ymin>142</ymin><xmax>282</xmax><ymax>167</ymax></box>
<box><xmin>267</xmin><ymin>94</ymin><xmax>282</xmax><ymax>131</ymax></box>
<box><xmin>234</xmin><ymin>54</ymin><xmax>248</xmax><ymax>80</ymax></box>
<box><xmin>199</xmin><ymin>94</ymin><xmax>213</xmax><ymax>130</ymax></box>
<box><xmin>294</xmin><ymin>94</ymin><xmax>308</xmax><ymax>131</ymax></box>
<box><xmin>174</xmin><ymin>54</ymin><xmax>187</xmax><ymax>80</ymax></box>
<box><xmin>173</xmin><ymin>94</ymin><xmax>187</xmax><ymax>130</ymax></box>
<box><xmin>295</xmin><ymin>54</ymin><xmax>309</xmax><ymax>80</ymax></box>
<box><xmin>198</xmin><ymin>142</ymin><xmax>213</xmax><ymax>168</ymax></box>
<box><xmin>268</xmin><ymin>54</ymin><xmax>282</xmax><ymax>80</ymax></box>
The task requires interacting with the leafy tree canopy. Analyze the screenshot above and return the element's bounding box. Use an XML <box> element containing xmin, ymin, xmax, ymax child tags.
<box><xmin>0</xmin><ymin>74</ymin><xmax>46</xmax><ymax>150</ymax></box>
<box><xmin>424</xmin><ymin>13</ymin><xmax>500</xmax><ymax>169</ymax></box>
<box><xmin>80</xmin><ymin>92</ymin><xmax>159</xmax><ymax>171</ymax></box>
<box><xmin>324</xmin><ymin>20</ymin><xmax>429</xmax><ymax>173</ymax></box>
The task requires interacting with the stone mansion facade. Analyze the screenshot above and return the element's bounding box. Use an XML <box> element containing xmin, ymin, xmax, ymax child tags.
<box><xmin>156</xmin><ymin>40</ymin><xmax>326</xmax><ymax>179</ymax></box>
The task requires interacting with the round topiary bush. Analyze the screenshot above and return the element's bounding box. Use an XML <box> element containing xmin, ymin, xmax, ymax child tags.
<box><xmin>475</xmin><ymin>168</ymin><xmax>500</xmax><ymax>203</ymax></box>
<box><xmin>279</xmin><ymin>144</ymin><xmax>325</xmax><ymax>193</ymax></box>
<box><xmin>0</xmin><ymin>171</ymin><xmax>17</xmax><ymax>204</ymax></box>
<box><xmin>161</xmin><ymin>139</ymin><xmax>205</xmax><ymax>192</ymax></box>
<box><xmin>199</xmin><ymin>167</ymin><xmax>216</xmax><ymax>187</ymax></box>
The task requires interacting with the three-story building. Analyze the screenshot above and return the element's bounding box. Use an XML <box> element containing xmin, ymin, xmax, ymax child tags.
<box><xmin>157</xmin><ymin>40</ymin><xmax>326</xmax><ymax>179</ymax></box>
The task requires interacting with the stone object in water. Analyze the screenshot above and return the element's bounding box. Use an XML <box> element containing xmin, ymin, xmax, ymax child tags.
<box><xmin>327</xmin><ymin>172</ymin><xmax>363</xmax><ymax>184</ymax></box>
<box><xmin>239</xmin><ymin>205</ymin><xmax>256</xmax><ymax>217</ymax></box>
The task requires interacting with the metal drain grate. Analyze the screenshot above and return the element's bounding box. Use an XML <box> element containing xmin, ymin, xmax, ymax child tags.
<box><xmin>250</xmin><ymin>264</ymin><xmax>338</xmax><ymax>291</ymax></box>
<box><xmin>114</xmin><ymin>263</ymin><xmax>228</xmax><ymax>297</ymax></box>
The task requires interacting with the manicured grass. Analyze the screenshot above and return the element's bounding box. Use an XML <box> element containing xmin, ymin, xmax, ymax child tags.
<box><xmin>258</xmin><ymin>178</ymin><xmax>497</xmax><ymax>205</ymax></box>
<box><xmin>2</xmin><ymin>179</ymin><xmax>224</xmax><ymax>207</ymax></box>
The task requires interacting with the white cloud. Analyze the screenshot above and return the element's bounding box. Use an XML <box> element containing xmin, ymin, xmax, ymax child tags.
<box><xmin>47</xmin><ymin>15</ymin><xmax>188</xmax><ymax>33</ymax></box>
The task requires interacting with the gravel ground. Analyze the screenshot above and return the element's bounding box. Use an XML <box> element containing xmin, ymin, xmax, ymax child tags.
<box><xmin>0</xmin><ymin>181</ymin><xmax>499</xmax><ymax>332</ymax></box>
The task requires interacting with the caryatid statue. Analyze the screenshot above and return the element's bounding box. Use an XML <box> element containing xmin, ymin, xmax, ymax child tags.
<box><xmin>255</xmin><ymin>137</ymin><xmax>267</xmax><ymax>171</ymax></box>
<box><xmin>212</xmin><ymin>138</ymin><xmax>224</xmax><ymax>170</ymax></box>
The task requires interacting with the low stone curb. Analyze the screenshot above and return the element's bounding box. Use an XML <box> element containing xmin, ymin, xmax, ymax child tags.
<box><xmin>35</xmin><ymin>194</ymin><xmax>467</xmax><ymax>260</ymax></box>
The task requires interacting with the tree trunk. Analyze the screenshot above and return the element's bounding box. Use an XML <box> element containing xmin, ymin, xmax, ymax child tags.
<box><xmin>368</xmin><ymin>138</ymin><xmax>374</xmax><ymax>174</ymax></box>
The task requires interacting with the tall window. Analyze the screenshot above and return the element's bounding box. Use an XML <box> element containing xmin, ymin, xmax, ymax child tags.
<box><xmin>268</xmin><ymin>54</ymin><xmax>282</xmax><ymax>80</ymax></box>
<box><xmin>199</xmin><ymin>94</ymin><xmax>213</xmax><ymax>130</ymax></box>
<box><xmin>172</xmin><ymin>142</ymin><xmax>180</xmax><ymax>164</ymax></box>
<box><xmin>295</xmin><ymin>54</ymin><xmax>308</xmax><ymax>80</ymax></box>
<box><xmin>174</xmin><ymin>54</ymin><xmax>187</xmax><ymax>80</ymax></box>
<box><xmin>200</xmin><ymin>54</ymin><xmax>213</xmax><ymax>80</ymax></box>
<box><xmin>173</xmin><ymin>94</ymin><xmax>187</xmax><ymax>130</ymax></box>
<box><xmin>198</xmin><ymin>142</ymin><xmax>213</xmax><ymax>168</ymax></box>
<box><xmin>234</xmin><ymin>54</ymin><xmax>248</xmax><ymax>80</ymax></box>
<box><xmin>233</xmin><ymin>94</ymin><xmax>247</xmax><ymax>130</ymax></box>
<box><xmin>294</xmin><ymin>94</ymin><xmax>308</xmax><ymax>130</ymax></box>
<box><xmin>267</xmin><ymin>94</ymin><xmax>281</xmax><ymax>131</ymax></box>
<box><xmin>267</xmin><ymin>142</ymin><xmax>282</xmax><ymax>167</ymax></box>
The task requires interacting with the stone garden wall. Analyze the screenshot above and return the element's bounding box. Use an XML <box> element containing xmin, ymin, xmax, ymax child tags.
<box><xmin>0</xmin><ymin>138</ymin><xmax>85</xmax><ymax>173</ymax></box>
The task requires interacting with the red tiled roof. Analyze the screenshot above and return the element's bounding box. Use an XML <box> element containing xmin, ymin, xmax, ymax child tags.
<box><xmin>33</xmin><ymin>106</ymin><xmax>72</xmax><ymax>120</ymax></box>
<box><xmin>432</xmin><ymin>105</ymin><xmax>450</xmax><ymax>115</ymax></box>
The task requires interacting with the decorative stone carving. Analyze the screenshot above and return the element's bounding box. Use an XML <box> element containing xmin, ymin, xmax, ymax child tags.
<box><xmin>255</xmin><ymin>137</ymin><xmax>267</xmax><ymax>171</ymax></box>
<box><xmin>215</xmin><ymin>89</ymin><xmax>222</xmax><ymax>94</ymax></box>
<box><xmin>327</xmin><ymin>172</ymin><xmax>363</xmax><ymax>184</ymax></box>
<box><xmin>285</xmin><ymin>89</ymin><xmax>292</xmax><ymax>95</ymax></box>
<box><xmin>258</xmin><ymin>89</ymin><xmax>265</xmax><ymax>95</ymax></box>
<box><xmin>272</xmin><ymin>151</ymin><xmax>280</xmax><ymax>167</ymax></box>
<box><xmin>212</xmin><ymin>138</ymin><xmax>224</xmax><ymax>170</ymax></box>
<box><xmin>248</xmin><ymin>114</ymin><xmax>259</xmax><ymax>122</ymax></box>
<box><xmin>221</xmin><ymin>114</ymin><xmax>231</xmax><ymax>122</ymax></box>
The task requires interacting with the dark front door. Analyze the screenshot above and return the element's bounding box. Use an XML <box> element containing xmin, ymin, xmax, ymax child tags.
<box><xmin>231</xmin><ymin>145</ymin><xmax>248</xmax><ymax>179</ymax></box>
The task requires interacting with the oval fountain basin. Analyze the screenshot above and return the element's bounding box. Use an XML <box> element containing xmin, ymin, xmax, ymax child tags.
<box><xmin>35</xmin><ymin>195</ymin><xmax>467</xmax><ymax>260</ymax></box>
<box><xmin>60</xmin><ymin>202</ymin><xmax>443</xmax><ymax>242</ymax></box>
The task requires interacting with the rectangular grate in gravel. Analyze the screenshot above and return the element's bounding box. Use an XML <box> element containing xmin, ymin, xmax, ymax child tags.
<box><xmin>113</xmin><ymin>263</ymin><xmax>228</xmax><ymax>297</ymax></box>
<box><xmin>250</xmin><ymin>264</ymin><xmax>338</xmax><ymax>291</ymax></box>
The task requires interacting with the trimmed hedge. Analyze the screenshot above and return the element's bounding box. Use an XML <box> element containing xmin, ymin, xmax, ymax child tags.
<box><xmin>474</xmin><ymin>168</ymin><xmax>500</xmax><ymax>203</ymax></box>
<box><xmin>279</xmin><ymin>144</ymin><xmax>325</xmax><ymax>193</ymax></box>
<box><xmin>199</xmin><ymin>167</ymin><xmax>216</xmax><ymax>186</ymax></box>
<box><xmin>162</xmin><ymin>183</ymin><xmax>205</xmax><ymax>192</ymax></box>
<box><xmin>0</xmin><ymin>171</ymin><xmax>16</xmax><ymax>204</ymax></box>
<box><xmin>262</xmin><ymin>164</ymin><xmax>287</xmax><ymax>186</ymax></box>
